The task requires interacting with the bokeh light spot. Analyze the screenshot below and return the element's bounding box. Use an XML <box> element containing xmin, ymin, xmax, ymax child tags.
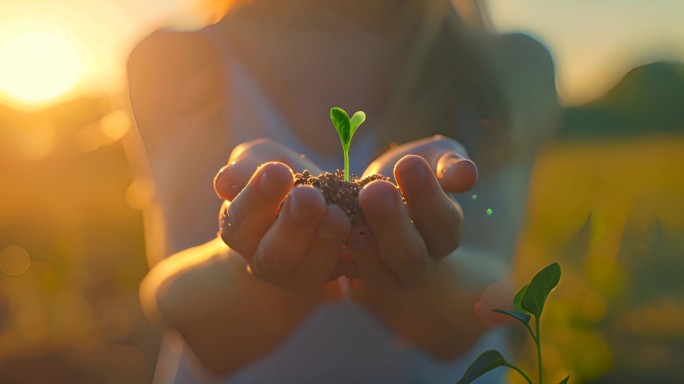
<box><xmin>486</xmin><ymin>208</ymin><xmax>493</xmax><ymax>216</ymax></box>
<box><xmin>0</xmin><ymin>32</ymin><xmax>83</xmax><ymax>103</ymax></box>
<box><xmin>125</xmin><ymin>178</ymin><xmax>156</xmax><ymax>210</ymax></box>
<box><xmin>99</xmin><ymin>109</ymin><xmax>130</xmax><ymax>141</ymax></box>
<box><xmin>75</xmin><ymin>110</ymin><xmax>131</xmax><ymax>152</ymax></box>
<box><xmin>0</xmin><ymin>245</ymin><xmax>32</xmax><ymax>276</ymax></box>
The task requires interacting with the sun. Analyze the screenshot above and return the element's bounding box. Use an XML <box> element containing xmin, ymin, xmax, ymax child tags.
<box><xmin>0</xmin><ymin>32</ymin><xmax>84</xmax><ymax>105</ymax></box>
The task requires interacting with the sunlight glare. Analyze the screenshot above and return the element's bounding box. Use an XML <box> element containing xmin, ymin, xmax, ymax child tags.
<box><xmin>0</xmin><ymin>32</ymin><xmax>83</xmax><ymax>104</ymax></box>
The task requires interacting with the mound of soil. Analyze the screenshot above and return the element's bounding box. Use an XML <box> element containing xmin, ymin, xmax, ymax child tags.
<box><xmin>294</xmin><ymin>170</ymin><xmax>389</xmax><ymax>226</ymax></box>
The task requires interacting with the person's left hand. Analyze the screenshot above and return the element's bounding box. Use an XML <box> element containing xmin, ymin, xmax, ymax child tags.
<box><xmin>346</xmin><ymin>135</ymin><xmax>509</xmax><ymax>359</ymax></box>
<box><xmin>350</xmin><ymin>135</ymin><xmax>477</xmax><ymax>285</ymax></box>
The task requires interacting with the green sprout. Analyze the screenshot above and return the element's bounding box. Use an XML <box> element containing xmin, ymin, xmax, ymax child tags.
<box><xmin>457</xmin><ymin>262</ymin><xmax>570</xmax><ymax>384</ymax></box>
<box><xmin>330</xmin><ymin>107</ymin><xmax>366</xmax><ymax>182</ymax></box>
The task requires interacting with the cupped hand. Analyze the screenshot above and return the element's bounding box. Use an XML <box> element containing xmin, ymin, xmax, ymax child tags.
<box><xmin>214</xmin><ymin>139</ymin><xmax>351</xmax><ymax>292</ymax></box>
<box><xmin>352</xmin><ymin>135</ymin><xmax>478</xmax><ymax>285</ymax></box>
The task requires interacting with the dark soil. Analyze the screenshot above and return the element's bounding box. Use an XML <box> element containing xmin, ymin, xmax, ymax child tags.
<box><xmin>294</xmin><ymin>170</ymin><xmax>389</xmax><ymax>226</ymax></box>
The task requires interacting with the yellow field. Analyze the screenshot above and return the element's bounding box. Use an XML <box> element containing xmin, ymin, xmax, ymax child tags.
<box><xmin>512</xmin><ymin>135</ymin><xmax>684</xmax><ymax>383</ymax></box>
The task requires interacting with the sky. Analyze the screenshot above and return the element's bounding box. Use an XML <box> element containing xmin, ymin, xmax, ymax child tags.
<box><xmin>0</xmin><ymin>0</ymin><xmax>682</xmax><ymax>108</ymax></box>
<box><xmin>0</xmin><ymin>0</ymin><xmax>194</xmax><ymax>108</ymax></box>
<box><xmin>486</xmin><ymin>0</ymin><xmax>684</xmax><ymax>105</ymax></box>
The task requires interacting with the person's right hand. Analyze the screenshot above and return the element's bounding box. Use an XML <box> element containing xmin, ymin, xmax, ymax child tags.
<box><xmin>214</xmin><ymin>139</ymin><xmax>352</xmax><ymax>292</ymax></box>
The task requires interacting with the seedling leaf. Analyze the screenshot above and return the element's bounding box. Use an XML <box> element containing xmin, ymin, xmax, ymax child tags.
<box><xmin>521</xmin><ymin>263</ymin><xmax>561</xmax><ymax>318</ymax></box>
<box><xmin>559</xmin><ymin>375</ymin><xmax>570</xmax><ymax>384</ymax></box>
<box><xmin>349</xmin><ymin>111</ymin><xmax>366</xmax><ymax>139</ymax></box>
<box><xmin>330</xmin><ymin>107</ymin><xmax>351</xmax><ymax>148</ymax></box>
<box><xmin>513</xmin><ymin>284</ymin><xmax>530</xmax><ymax>313</ymax></box>
<box><xmin>330</xmin><ymin>107</ymin><xmax>365</xmax><ymax>182</ymax></box>
<box><xmin>493</xmin><ymin>309</ymin><xmax>531</xmax><ymax>325</ymax></box>
<box><xmin>456</xmin><ymin>350</ymin><xmax>510</xmax><ymax>384</ymax></box>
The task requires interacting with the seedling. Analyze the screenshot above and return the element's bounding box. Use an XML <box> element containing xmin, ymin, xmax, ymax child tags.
<box><xmin>293</xmin><ymin>107</ymin><xmax>388</xmax><ymax>277</ymax></box>
<box><xmin>330</xmin><ymin>107</ymin><xmax>366</xmax><ymax>182</ymax></box>
<box><xmin>457</xmin><ymin>263</ymin><xmax>570</xmax><ymax>384</ymax></box>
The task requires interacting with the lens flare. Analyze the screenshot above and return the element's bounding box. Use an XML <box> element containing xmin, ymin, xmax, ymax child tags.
<box><xmin>0</xmin><ymin>32</ymin><xmax>83</xmax><ymax>104</ymax></box>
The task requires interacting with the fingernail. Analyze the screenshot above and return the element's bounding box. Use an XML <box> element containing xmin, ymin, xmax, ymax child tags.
<box><xmin>397</xmin><ymin>161</ymin><xmax>427</xmax><ymax>191</ymax></box>
<box><xmin>289</xmin><ymin>187</ymin><xmax>322</xmax><ymax>223</ymax></box>
<box><xmin>214</xmin><ymin>163</ymin><xmax>240</xmax><ymax>199</ymax></box>
<box><xmin>360</xmin><ymin>183</ymin><xmax>398</xmax><ymax>217</ymax></box>
<box><xmin>439</xmin><ymin>158</ymin><xmax>477</xmax><ymax>180</ymax></box>
<box><xmin>214</xmin><ymin>165</ymin><xmax>228</xmax><ymax>185</ymax></box>
<box><xmin>259</xmin><ymin>167</ymin><xmax>285</xmax><ymax>198</ymax></box>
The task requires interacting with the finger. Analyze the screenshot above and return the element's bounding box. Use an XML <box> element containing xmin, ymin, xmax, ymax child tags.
<box><xmin>220</xmin><ymin>162</ymin><xmax>293</xmax><ymax>258</ymax></box>
<box><xmin>435</xmin><ymin>154</ymin><xmax>477</xmax><ymax>194</ymax></box>
<box><xmin>215</xmin><ymin>162</ymin><xmax>250</xmax><ymax>202</ymax></box>
<box><xmin>394</xmin><ymin>155</ymin><xmax>463</xmax><ymax>258</ymax></box>
<box><xmin>251</xmin><ymin>186</ymin><xmax>327</xmax><ymax>279</ymax></box>
<box><xmin>215</xmin><ymin>139</ymin><xmax>322</xmax><ymax>201</ymax></box>
<box><xmin>282</xmin><ymin>205</ymin><xmax>351</xmax><ymax>291</ymax></box>
<box><xmin>358</xmin><ymin>179</ymin><xmax>431</xmax><ymax>287</ymax></box>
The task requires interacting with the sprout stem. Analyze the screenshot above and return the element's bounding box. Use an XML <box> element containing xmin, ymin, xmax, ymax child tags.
<box><xmin>343</xmin><ymin>149</ymin><xmax>350</xmax><ymax>182</ymax></box>
<box><xmin>536</xmin><ymin>316</ymin><xmax>543</xmax><ymax>384</ymax></box>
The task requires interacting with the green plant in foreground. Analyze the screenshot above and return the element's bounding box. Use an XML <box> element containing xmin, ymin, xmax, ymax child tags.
<box><xmin>330</xmin><ymin>107</ymin><xmax>366</xmax><ymax>182</ymax></box>
<box><xmin>457</xmin><ymin>263</ymin><xmax>570</xmax><ymax>384</ymax></box>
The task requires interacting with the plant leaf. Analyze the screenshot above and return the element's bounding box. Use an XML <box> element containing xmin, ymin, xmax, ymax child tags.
<box><xmin>513</xmin><ymin>284</ymin><xmax>530</xmax><ymax>313</ymax></box>
<box><xmin>349</xmin><ymin>111</ymin><xmax>366</xmax><ymax>140</ymax></box>
<box><xmin>521</xmin><ymin>263</ymin><xmax>561</xmax><ymax>318</ymax></box>
<box><xmin>559</xmin><ymin>375</ymin><xmax>570</xmax><ymax>384</ymax></box>
<box><xmin>493</xmin><ymin>309</ymin><xmax>531</xmax><ymax>325</ymax></box>
<box><xmin>456</xmin><ymin>350</ymin><xmax>510</xmax><ymax>384</ymax></box>
<box><xmin>330</xmin><ymin>107</ymin><xmax>351</xmax><ymax>147</ymax></box>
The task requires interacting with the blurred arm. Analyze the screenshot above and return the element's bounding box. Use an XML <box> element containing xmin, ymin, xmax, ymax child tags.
<box><xmin>350</xmin><ymin>31</ymin><xmax>561</xmax><ymax>353</ymax></box>
<box><xmin>127</xmin><ymin>30</ymin><xmax>323</xmax><ymax>375</ymax></box>
<box><xmin>139</xmin><ymin>238</ymin><xmax>322</xmax><ymax>375</ymax></box>
<box><xmin>127</xmin><ymin>29</ymin><xmax>232</xmax><ymax>262</ymax></box>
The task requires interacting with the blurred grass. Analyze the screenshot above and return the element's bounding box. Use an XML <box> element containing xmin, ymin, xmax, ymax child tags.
<box><xmin>0</xmin><ymin>61</ymin><xmax>683</xmax><ymax>383</ymax></box>
<box><xmin>0</xmin><ymin>96</ymin><xmax>159</xmax><ymax>383</ymax></box>
<box><xmin>511</xmin><ymin>137</ymin><xmax>684</xmax><ymax>383</ymax></box>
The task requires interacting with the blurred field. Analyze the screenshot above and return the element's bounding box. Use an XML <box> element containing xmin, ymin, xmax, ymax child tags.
<box><xmin>0</xmin><ymin>97</ymin><xmax>159</xmax><ymax>383</ymax></box>
<box><xmin>0</xmin><ymin>0</ymin><xmax>681</xmax><ymax>383</ymax></box>
<box><xmin>512</xmin><ymin>136</ymin><xmax>684</xmax><ymax>383</ymax></box>
<box><xmin>1</xmin><ymin>65</ymin><xmax>683</xmax><ymax>383</ymax></box>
